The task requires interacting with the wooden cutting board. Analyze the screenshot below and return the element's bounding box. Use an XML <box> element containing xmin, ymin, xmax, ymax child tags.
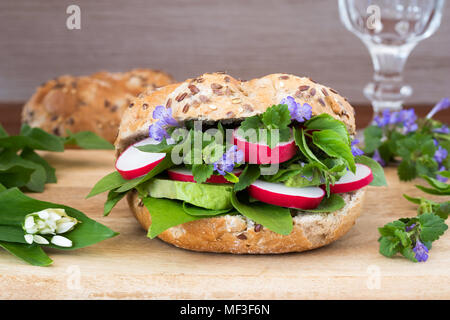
<box><xmin>0</xmin><ymin>150</ymin><xmax>449</xmax><ymax>299</ymax></box>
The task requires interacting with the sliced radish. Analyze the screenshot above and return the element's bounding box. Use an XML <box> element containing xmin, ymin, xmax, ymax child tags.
<box><xmin>168</xmin><ymin>167</ymin><xmax>242</xmax><ymax>184</ymax></box>
<box><xmin>115</xmin><ymin>137</ymin><xmax>166</xmax><ymax>180</ymax></box>
<box><xmin>329</xmin><ymin>163</ymin><xmax>373</xmax><ymax>194</ymax></box>
<box><xmin>249</xmin><ymin>180</ymin><xmax>325</xmax><ymax>209</ymax></box>
<box><xmin>233</xmin><ymin>129</ymin><xmax>296</xmax><ymax>164</ymax></box>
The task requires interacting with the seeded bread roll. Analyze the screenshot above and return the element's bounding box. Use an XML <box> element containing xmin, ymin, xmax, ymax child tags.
<box><xmin>115</xmin><ymin>72</ymin><xmax>356</xmax><ymax>152</ymax></box>
<box><xmin>116</xmin><ymin>72</ymin><xmax>362</xmax><ymax>254</ymax></box>
<box><xmin>128</xmin><ymin>188</ymin><xmax>365</xmax><ymax>254</ymax></box>
<box><xmin>22</xmin><ymin>69</ymin><xmax>174</xmax><ymax>143</ymax></box>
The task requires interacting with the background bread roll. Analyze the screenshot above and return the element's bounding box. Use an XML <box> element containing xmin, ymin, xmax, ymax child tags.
<box><xmin>21</xmin><ymin>69</ymin><xmax>174</xmax><ymax>143</ymax></box>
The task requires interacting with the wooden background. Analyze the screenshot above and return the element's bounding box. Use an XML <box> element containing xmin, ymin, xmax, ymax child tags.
<box><xmin>0</xmin><ymin>0</ymin><xmax>449</xmax><ymax>105</ymax></box>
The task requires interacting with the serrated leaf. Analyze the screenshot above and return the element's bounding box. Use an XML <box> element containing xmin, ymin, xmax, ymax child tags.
<box><xmin>192</xmin><ymin>164</ymin><xmax>214</xmax><ymax>183</ymax></box>
<box><xmin>363</xmin><ymin>125</ymin><xmax>383</xmax><ymax>154</ymax></box>
<box><xmin>312</xmin><ymin>129</ymin><xmax>355</xmax><ymax>172</ymax></box>
<box><xmin>378</xmin><ymin>236</ymin><xmax>401</xmax><ymax>258</ymax></box>
<box><xmin>306</xmin><ymin>114</ymin><xmax>350</xmax><ymax>144</ymax></box>
<box><xmin>419</xmin><ymin>213</ymin><xmax>448</xmax><ymax>242</ymax></box>
<box><xmin>261</xmin><ymin>104</ymin><xmax>291</xmax><ymax>129</ymax></box>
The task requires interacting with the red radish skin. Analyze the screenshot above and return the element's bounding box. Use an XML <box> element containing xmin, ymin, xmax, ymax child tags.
<box><xmin>115</xmin><ymin>138</ymin><xmax>166</xmax><ymax>180</ymax></box>
<box><xmin>233</xmin><ymin>129</ymin><xmax>296</xmax><ymax>164</ymax></box>
<box><xmin>168</xmin><ymin>168</ymin><xmax>242</xmax><ymax>184</ymax></box>
<box><xmin>328</xmin><ymin>164</ymin><xmax>373</xmax><ymax>194</ymax></box>
<box><xmin>249</xmin><ymin>180</ymin><xmax>325</xmax><ymax>209</ymax></box>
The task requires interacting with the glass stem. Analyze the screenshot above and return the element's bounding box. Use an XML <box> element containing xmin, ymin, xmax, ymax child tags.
<box><xmin>363</xmin><ymin>41</ymin><xmax>416</xmax><ymax>117</ymax></box>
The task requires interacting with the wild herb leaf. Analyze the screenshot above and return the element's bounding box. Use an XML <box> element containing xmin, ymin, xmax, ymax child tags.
<box><xmin>64</xmin><ymin>130</ymin><xmax>114</xmax><ymax>150</ymax></box>
<box><xmin>87</xmin><ymin>171</ymin><xmax>127</xmax><ymax>198</ymax></box>
<box><xmin>355</xmin><ymin>155</ymin><xmax>387</xmax><ymax>186</ymax></box>
<box><xmin>234</xmin><ymin>165</ymin><xmax>260</xmax><ymax>191</ymax></box>
<box><xmin>231</xmin><ymin>192</ymin><xmax>293</xmax><ymax>235</ymax></box>
<box><xmin>103</xmin><ymin>190</ymin><xmax>126</xmax><ymax>216</ymax></box>
<box><xmin>0</xmin><ymin>241</ymin><xmax>53</xmax><ymax>267</ymax></box>
<box><xmin>191</xmin><ymin>164</ymin><xmax>214</xmax><ymax>183</ymax></box>
<box><xmin>182</xmin><ymin>202</ymin><xmax>231</xmax><ymax>216</ymax></box>
<box><xmin>0</xmin><ymin>188</ymin><xmax>118</xmax><ymax>250</ymax></box>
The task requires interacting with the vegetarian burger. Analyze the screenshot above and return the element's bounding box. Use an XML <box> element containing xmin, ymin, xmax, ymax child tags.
<box><xmin>90</xmin><ymin>72</ymin><xmax>385</xmax><ymax>254</ymax></box>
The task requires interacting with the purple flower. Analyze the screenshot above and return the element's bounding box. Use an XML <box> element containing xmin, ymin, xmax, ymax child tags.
<box><xmin>413</xmin><ymin>240</ymin><xmax>429</xmax><ymax>262</ymax></box>
<box><xmin>149</xmin><ymin>122</ymin><xmax>170</xmax><ymax>141</ymax></box>
<box><xmin>374</xmin><ymin>108</ymin><xmax>418</xmax><ymax>133</ymax></box>
<box><xmin>426</xmin><ymin>97</ymin><xmax>450</xmax><ymax>119</ymax></box>
<box><xmin>373</xmin><ymin>109</ymin><xmax>391</xmax><ymax>127</ymax></box>
<box><xmin>153</xmin><ymin>106</ymin><xmax>178</xmax><ymax>126</ymax></box>
<box><xmin>372</xmin><ymin>149</ymin><xmax>385</xmax><ymax>166</ymax></box>
<box><xmin>148</xmin><ymin>106</ymin><xmax>178</xmax><ymax>142</ymax></box>
<box><xmin>405</xmin><ymin>223</ymin><xmax>416</xmax><ymax>232</ymax></box>
<box><xmin>434</xmin><ymin>125</ymin><xmax>450</xmax><ymax>134</ymax></box>
<box><xmin>280</xmin><ymin>96</ymin><xmax>312</xmax><ymax>122</ymax></box>
<box><xmin>213</xmin><ymin>145</ymin><xmax>244</xmax><ymax>175</ymax></box>
<box><xmin>436</xmin><ymin>166</ymin><xmax>448</xmax><ymax>183</ymax></box>
<box><xmin>434</xmin><ymin>145</ymin><xmax>448</xmax><ymax>164</ymax></box>
<box><xmin>351</xmin><ymin>139</ymin><xmax>364</xmax><ymax>156</ymax></box>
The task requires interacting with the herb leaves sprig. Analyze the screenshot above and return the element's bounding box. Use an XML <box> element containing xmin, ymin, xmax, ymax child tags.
<box><xmin>378</xmin><ymin>170</ymin><xmax>449</xmax><ymax>262</ymax></box>
<box><xmin>0</xmin><ymin>123</ymin><xmax>114</xmax><ymax>192</ymax></box>
<box><xmin>363</xmin><ymin>99</ymin><xmax>449</xmax><ymax>182</ymax></box>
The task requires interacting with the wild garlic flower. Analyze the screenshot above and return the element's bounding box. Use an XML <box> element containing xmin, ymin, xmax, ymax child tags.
<box><xmin>22</xmin><ymin>208</ymin><xmax>78</xmax><ymax>247</ymax></box>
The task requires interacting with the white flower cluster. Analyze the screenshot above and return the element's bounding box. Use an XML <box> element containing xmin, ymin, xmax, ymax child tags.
<box><xmin>22</xmin><ymin>208</ymin><xmax>78</xmax><ymax>247</ymax></box>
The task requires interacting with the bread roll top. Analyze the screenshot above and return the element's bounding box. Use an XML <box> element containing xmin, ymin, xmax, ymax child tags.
<box><xmin>116</xmin><ymin>72</ymin><xmax>356</xmax><ymax>152</ymax></box>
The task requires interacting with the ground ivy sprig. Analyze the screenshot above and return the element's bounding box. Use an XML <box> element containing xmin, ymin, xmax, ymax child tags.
<box><xmin>378</xmin><ymin>170</ymin><xmax>450</xmax><ymax>262</ymax></box>
<box><xmin>363</xmin><ymin>98</ymin><xmax>449</xmax><ymax>182</ymax></box>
